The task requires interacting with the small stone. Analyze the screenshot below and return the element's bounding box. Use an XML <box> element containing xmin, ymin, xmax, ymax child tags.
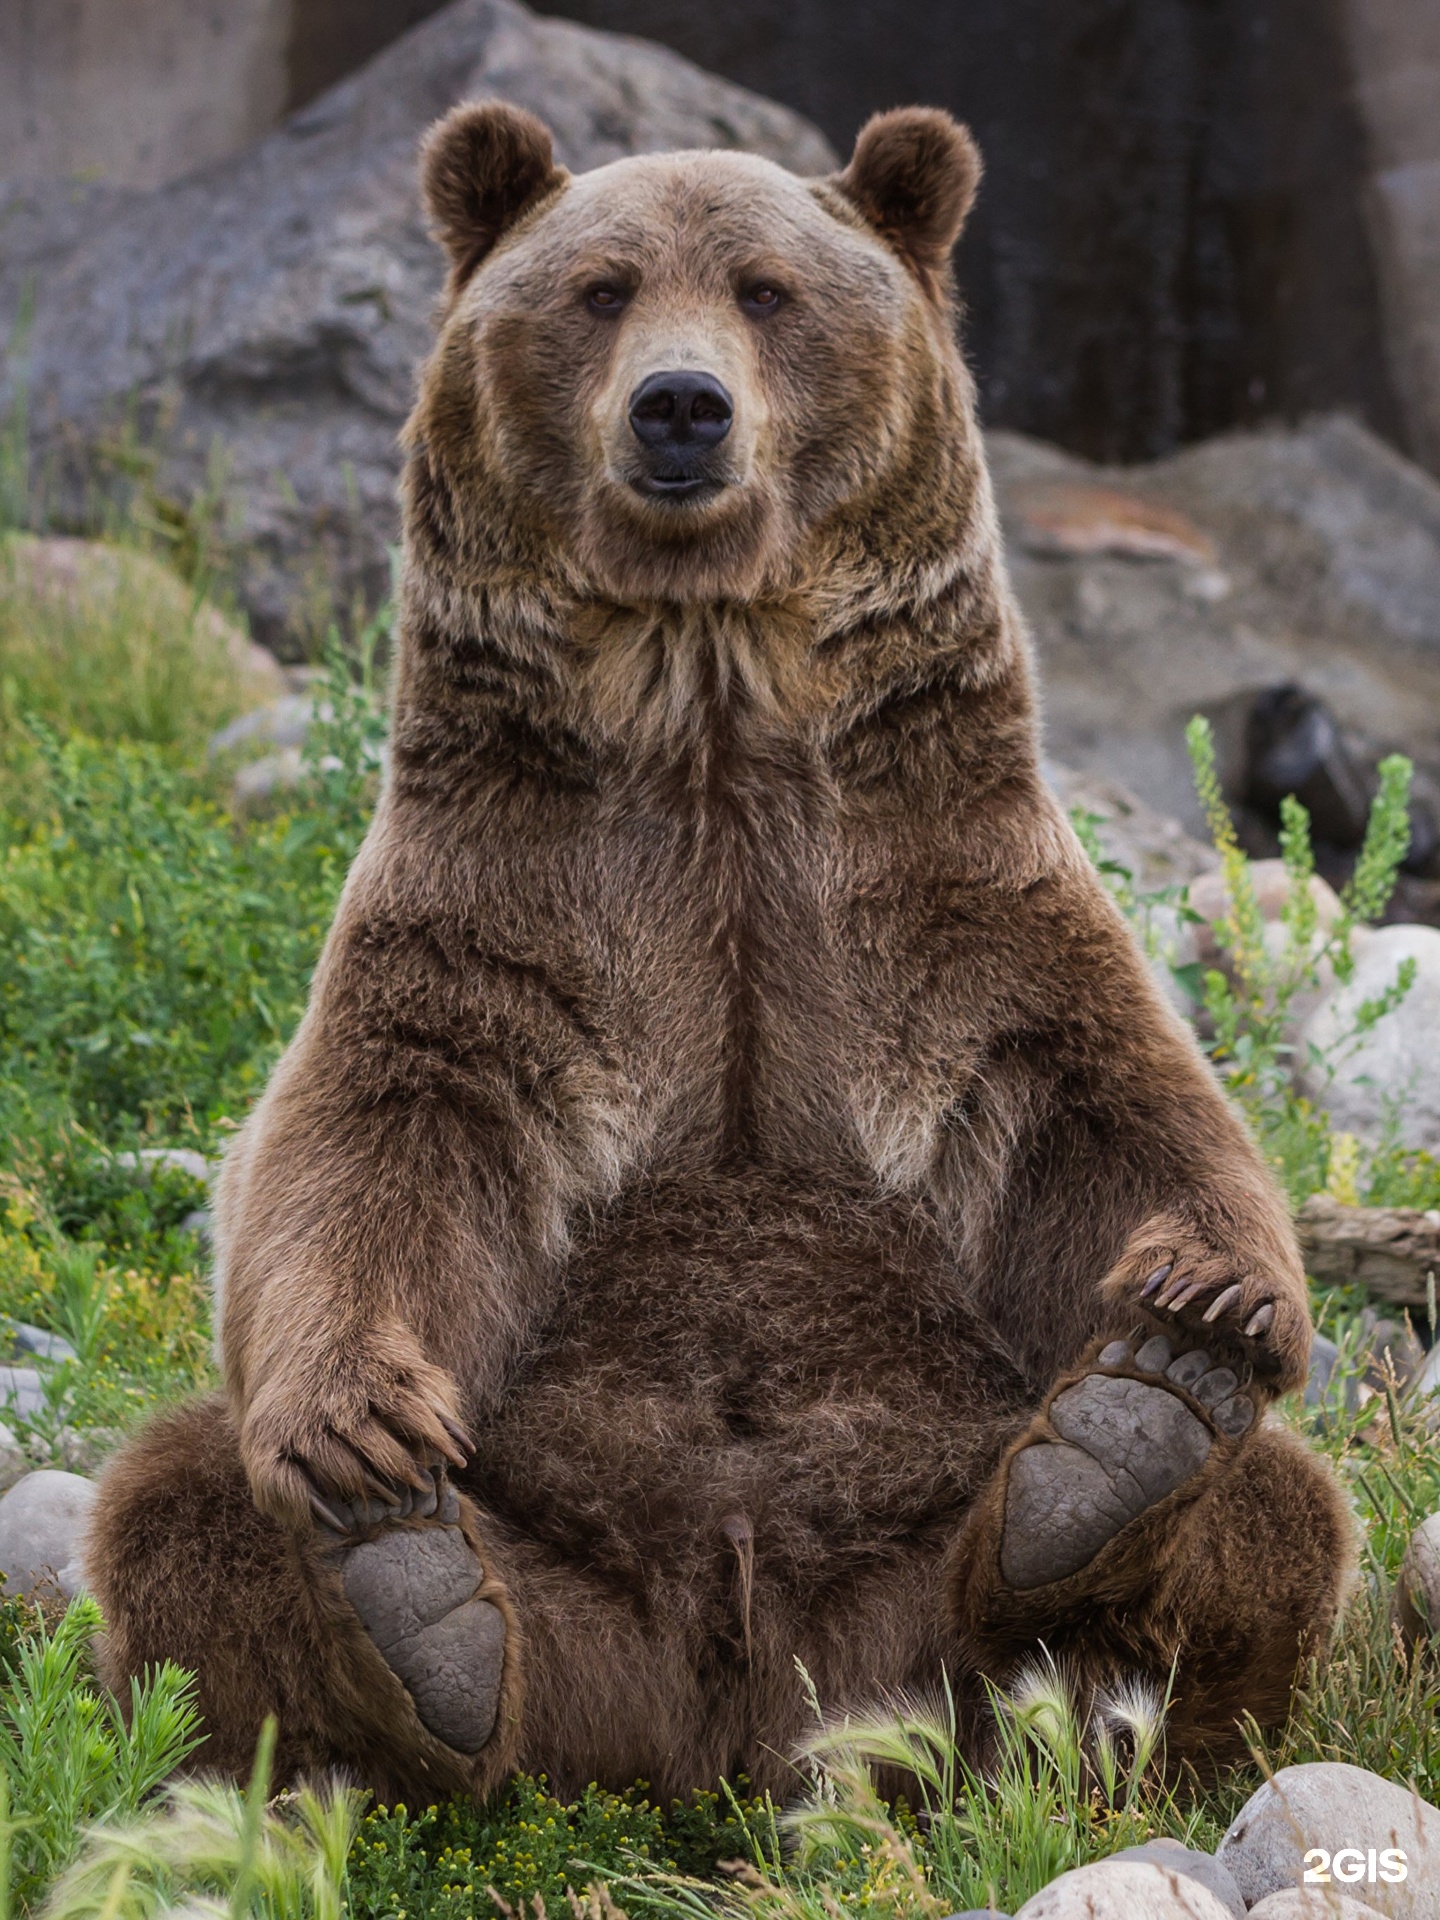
<box><xmin>181</xmin><ymin>1208</ymin><xmax>213</xmax><ymax>1251</ymax></box>
<box><xmin>1360</xmin><ymin>1311</ymin><xmax>1425</xmax><ymax>1393</ymax></box>
<box><xmin>1248</xmin><ymin>1894</ymin><xmax>1388</xmax><ymax>1919</ymax></box>
<box><xmin>1218</xmin><ymin>1761</ymin><xmax>1440</xmax><ymax>1915</ymax></box>
<box><xmin>1107</xmin><ymin>1839</ymin><xmax>1244</xmax><ymax>1917</ymax></box>
<box><xmin>0</xmin><ymin>1367</ymin><xmax>46</xmax><ymax>1421</ymax></box>
<box><xmin>1305</xmin><ymin>1332</ymin><xmax>1355</xmax><ymax>1411</ymax></box>
<box><xmin>111</xmin><ymin>1147</ymin><xmax>211</xmax><ymax>1185</ymax></box>
<box><xmin>208</xmin><ymin>694</ymin><xmax>323</xmax><ymax>758</ymax></box>
<box><xmin>1189</xmin><ymin>861</ymin><xmax>1342</xmax><ymax>944</ymax></box>
<box><xmin>1394</xmin><ymin>1511</ymin><xmax>1440</xmax><ymax>1646</ymax></box>
<box><xmin>1012</xmin><ymin>482</ymin><xmax>1218</xmax><ymax>566</ymax></box>
<box><xmin>0</xmin><ymin>1470</ymin><xmax>98</xmax><ymax>1599</ymax></box>
<box><xmin>7</xmin><ymin>1322</ymin><xmax>77</xmax><ymax>1363</ymax></box>
<box><xmin>1015</xmin><ymin>1858</ymin><xmax>1235</xmax><ymax>1917</ymax></box>
<box><xmin>0</xmin><ymin>1422</ymin><xmax>29</xmax><ymax>1495</ymax></box>
<box><xmin>57</xmin><ymin>1428</ymin><xmax>122</xmax><ymax>1477</ymax></box>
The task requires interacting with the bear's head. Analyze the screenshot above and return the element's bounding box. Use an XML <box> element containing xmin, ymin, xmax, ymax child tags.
<box><xmin>411</xmin><ymin>102</ymin><xmax>983</xmax><ymax>609</ymax></box>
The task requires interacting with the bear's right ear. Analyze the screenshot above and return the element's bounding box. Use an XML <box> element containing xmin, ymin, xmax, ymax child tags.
<box><xmin>421</xmin><ymin>101</ymin><xmax>567</xmax><ymax>294</ymax></box>
<box><xmin>836</xmin><ymin>108</ymin><xmax>981</xmax><ymax>296</ymax></box>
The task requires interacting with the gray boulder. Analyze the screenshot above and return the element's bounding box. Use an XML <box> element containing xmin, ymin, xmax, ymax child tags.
<box><xmin>1218</xmin><ymin>1761</ymin><xmax>1440</xmax><ymax>1916</ymax></box>
<box><xmin>1248</xmin><ymin>1896</ymin><xmax>1388</xmax><ymax>1920</ymax></box>
<box><xmin>991</xmin><ymin>417</ymin><xmax>1440</xmax><ymax>846</ymax></box>
<box><xmin>0</xmin><ymin>1422</ymin><xmax>29</xmax><ymax>1496</ymax></box>
<box><xmin>1394</xmin><ymin>1511</ymin><xmax>1440</xmax><ymax>1647</ymax></box>
<box><xmin>0</xmin><ymin>1368</ymin><xmax>46</xmax><ymax>1422</ymax></box>
<box><xmin>0</xmin><ymin>1470</ymin><xmax>97</xmax><ymax>1599</ymax></box>
<box><xmin>7</xmin><ymin>1321</ymin><xmax>77</xmax><ymax>1364</ymax></box>
<box><xmin>0</xmin><ymin>0</ymin><xmax>834</xmax><ymax>652</ymax></box>
<box><xmin>111</xmin><ymin>1147</ymin><xmax>211</xmax><ymax>1184</ymax></box>
<box><xmin>1298</xmin><ymin>924</ymin><xmax>1440</xmax><ymax>1150</ymax></box>
<box><xmin>1103</xmin><ymin>1840</ymin><xmax>1244</xmax><ymax>1919</ymax></box>
<box><xmin>1013</xmin><ymin>1859</ymin><xmax>1234</xmax><ymax>1918</ymax></box>
<box><xmin>1306</xmin><ymin>1331</ymin><xmax>1346</xmax><ymax>1409</ymax></box>
<box><xmin>1046</xmin><ymin>763</ymin><xmax>1219</xmax><ymax>894</ymax></box>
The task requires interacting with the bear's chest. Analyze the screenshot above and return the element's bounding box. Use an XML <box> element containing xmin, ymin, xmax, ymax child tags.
<box><xmin>601</xmin><ymin>773</ymin><xmax>995</xmax><ymax>1182</ymax></box>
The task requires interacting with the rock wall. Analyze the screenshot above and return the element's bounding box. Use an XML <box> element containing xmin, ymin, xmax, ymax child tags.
<box><xmin>0</xmin><ymin>0</ymin><xmax>291</xmax><ymax>190</ymax></box>
<box><xmin>5</xmin><ymin>0</ymin><xmax>1435</xmax><ymax>479</ymax></box>
<box><xmin>991</xmin><ymin>414</ymin><xmax>1440</xmax><ymax>855</ymax></box>
<box><xmin>1342</xmin><ymin>0</ymin><xmax>1440</xmax><ymax>476</ymax></box>
<box><xmin>536</xmin><ymin>0</ymin><xmax>1408</xmax><ymax>468</ymax></box>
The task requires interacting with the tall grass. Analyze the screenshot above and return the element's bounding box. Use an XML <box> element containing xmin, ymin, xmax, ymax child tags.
<box><xmin>0</xmin><ymin>538</ymin><xmax>260</xmax><ymax>762</ymax></box>
<box><xmin>41</xmin><ymin>1722</ymin><xmax>360</xmax><ymax>1920</ymax></box>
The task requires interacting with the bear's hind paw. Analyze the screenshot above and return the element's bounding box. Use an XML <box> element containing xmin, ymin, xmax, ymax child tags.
<box><xmin>320</xmin><ymin>1492</ymin><xmax>505</xmax><ymax>1756</ymax></box>
<box><xmin>998</xmin><ymin>1335</ymin><xmax>1253</xmax><ymax>1592</ymax></box>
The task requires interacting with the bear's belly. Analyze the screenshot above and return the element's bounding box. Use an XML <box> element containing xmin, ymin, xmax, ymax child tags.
<box><xmin>464</xmin><ymin>1178</ymin><xmax>1032</xmax><ymax>1588</ymax></box>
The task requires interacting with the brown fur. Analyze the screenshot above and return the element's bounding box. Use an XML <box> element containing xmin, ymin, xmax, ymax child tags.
<box><xmin>88</xmin><ymin>106</ymin><xmax>1353</xmax><ymax>1800</ymax></box>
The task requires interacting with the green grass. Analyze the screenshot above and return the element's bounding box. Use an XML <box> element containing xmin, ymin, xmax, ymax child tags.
<box><xmin>1</xmin><ymin>541</ymin><xmax>1440</xmax><ymax>1917</ymax></box>
<box><xmin>0</xmin><ymin>533</ymin><xmax>258</xmax><ymax>767</ymax></box>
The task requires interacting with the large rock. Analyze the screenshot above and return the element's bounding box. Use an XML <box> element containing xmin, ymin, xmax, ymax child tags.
<box><xmin>1298</xmin><ymin>924</ymin><xmax>1440</xmax><ymax>1150</ymax></box>
<box><xmin>1013</xmin><ymin>1859</ymin><xmax>1235</xmax><ymax>1918</ymax></box>
<box><xmin>0</xmin><ymin>0</ymin><xmax>834</xmax><ymax>652</ymax></box>
<box><xmin>1046</xmin><ymin>764</ymin><xmax>1219</xmax><ymax>894</ymax></box>
<box><xmin>0</xmin><ymin>1471</ymin><xmax>97</xmax><ymax>1599</ymax></box>
<box><xmin>1249</xmin><ymin>1896</ymin><xmax>1388</xmax><ymax>1920</ymax></box>
<box><xmin>1218</xmin><ymin>1761</ymin><xmax>1440</xmax><ymax>1917</ymax></box>
<box><xmin>1341</xmin><ymin>0</ymin><xmax>1440</xmax><ymax>476</ymax></box>
<box><xmin>1103</xmin><ymin>1840</ymin><xmax>1243</xmax><ymax>1918</ymax></box>
<box><xmin>992</xmin><ymin>417</ymin><xmax>1440</xmax><ymax>845</ymax></box>
<box><xmin>0</xmin><ymin>0</ymin><xmax>290</xmax><ymax>190</ymax></box>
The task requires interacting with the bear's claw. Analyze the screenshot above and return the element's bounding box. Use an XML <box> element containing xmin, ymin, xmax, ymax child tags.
<box><xmin>998</xmin><ymin>1338</ymin><xmax>1254</xmax><ymax>1591</ymax></box>
<box><xmin>317</xmin><ymin>1477</ymin><xmax>504</xmax><ymax>1755</ymax></box>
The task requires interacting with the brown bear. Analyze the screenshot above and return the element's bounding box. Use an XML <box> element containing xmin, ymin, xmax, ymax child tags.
<box><xmin>87</xmin><ymin>100</ymin><xmax>1354</xmax><ymax>1806</ymax></box>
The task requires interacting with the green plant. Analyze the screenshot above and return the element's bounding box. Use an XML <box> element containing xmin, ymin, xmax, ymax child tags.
<box><xmin>41</xmin><ymin>1719</ymin><xmax>361</xmax><ymax>1920</ymax></box>
<box><xmin>1184</xmin><ymin>717</ymin><xmax>1415</xmax><ymax>1113</ymax></box>
<box><xmin>0</xmin><ymin>728</ymin><xmax>365</xmax><ymax>1137</ymax></box>
<box><xmin>609</xmin><ymin>1661</ymin><xmax>1198</xmax><ymax>1920</ymax></box>
<box><xmin>347</xmin><ymin>1776</ymin><xmax>773</xmax><ymax>1920</ymax></box>
<box><xmin>0</xmin><ymin>1598</ymin><xmax>202</xmax><ymax>1913</ymax></box>
<box><xmin>0</xmin><ymin>1187</ymin><xmax>213</xmax><ymax>1443</ymax></box>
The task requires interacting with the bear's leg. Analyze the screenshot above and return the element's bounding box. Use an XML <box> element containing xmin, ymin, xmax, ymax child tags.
<box><xmin>86</xmin><ymin>1394</ymin><xmax>520</xmax><ymax>1802</ymax></box>
<box><xmin>948</xmin><ymin>1331</ymin><xmax>1354</xmax><ymax>1763</ymax></box>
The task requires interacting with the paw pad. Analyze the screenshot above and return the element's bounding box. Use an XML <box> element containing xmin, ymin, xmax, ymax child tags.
<box><xmin>338</xmin><ymin>1522</ymin><xmax>504</xmax><ymax>1754</ymax></box>
<box><xmin>999</xmin><ymin>1337</ymin><xmax>1255</xmax><ymax>1591</ymax></box>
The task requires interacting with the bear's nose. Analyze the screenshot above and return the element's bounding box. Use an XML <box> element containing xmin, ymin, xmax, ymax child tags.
<box><xmin>628</xmin><ymin>371</ymin><xmax>733</xmax><ymax>450</ymax></box>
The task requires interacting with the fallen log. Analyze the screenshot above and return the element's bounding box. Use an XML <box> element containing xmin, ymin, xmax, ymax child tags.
<box><xmin>1297</xmin><ymin>1192</ymin><xmax>1440</xmax><ymax>1306</ymax></box>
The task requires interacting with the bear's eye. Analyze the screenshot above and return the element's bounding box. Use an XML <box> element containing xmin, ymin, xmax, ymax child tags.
<box><xmin>741</xmin><ymin>284</ymin><xmax>783</xmax><ymax>316</ymax></box>
<box><xmin>586</xmin><ymin>285</ymin><xmax>627</xmax><ymax>315</ymax></box>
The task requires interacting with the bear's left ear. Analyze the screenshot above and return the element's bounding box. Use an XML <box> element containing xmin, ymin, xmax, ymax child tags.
<box><xmin>421</xmin><ymin>101</ymin><xmax>567</xmax><ymax>294</ymax></box>
<box><xmin>836</xmin><ymin>108</ymin><xmax>981</xmax><ymax>293</ymax></box>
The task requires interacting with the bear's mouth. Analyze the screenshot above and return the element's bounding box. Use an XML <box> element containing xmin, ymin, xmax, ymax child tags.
<box><xmin>631</xmin><ymin>471</ymin><xmax>728</xmax><ymax>503</ymax></box>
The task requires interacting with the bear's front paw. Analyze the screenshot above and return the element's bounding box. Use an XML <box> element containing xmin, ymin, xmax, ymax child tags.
<box><xmin>1103</xmin><ymin>1229</ymin><xmax>1310</xmax><ymax>1395</ymax></box>
<box><xmin>239</xmin><ymin>1325</ymin><xmax>473</xmax><ymax>1531</ymax></box>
